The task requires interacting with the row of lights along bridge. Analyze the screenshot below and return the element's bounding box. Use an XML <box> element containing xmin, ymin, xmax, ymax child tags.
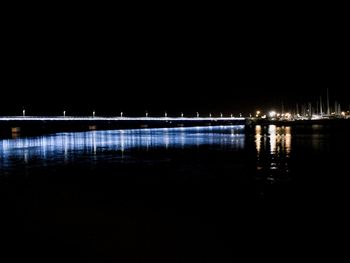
<box><xmin>20</xmin><ymin>110</ymin><xmax>243</xmax><ymax>118</ymax></box>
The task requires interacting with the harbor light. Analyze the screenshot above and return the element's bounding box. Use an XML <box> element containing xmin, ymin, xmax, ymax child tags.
<box><xmin>269</xmin><ymin>111</ymin><xmax>277</xmax><ymax>118</ymax></box>
<box><xmin>256</xmin><ymin>110</ymin><xmax>261</xmax><ymax>118</ymax></box>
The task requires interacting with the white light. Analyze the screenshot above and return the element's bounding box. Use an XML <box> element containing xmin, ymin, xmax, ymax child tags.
<box><xmin>269</xmin><ymin>111</ymin><xmax>277</xmax><ymax>118</ymax></box>
<box><xmin>0</xmin><ymin>116</ymin><xmax>246</xmax><ymax>122</ymax></box>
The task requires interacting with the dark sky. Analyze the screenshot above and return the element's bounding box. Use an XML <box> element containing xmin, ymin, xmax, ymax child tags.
<box><xmin>1</xmin><ymin>5</ymin><xmax>349</xmax><ymax>116</ymax></box>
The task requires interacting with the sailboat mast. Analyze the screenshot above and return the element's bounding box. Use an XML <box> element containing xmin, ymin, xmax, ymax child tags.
<box><xmin>296</xmin><ymin>103</ymin><xmax>299</xmax><ymax>116</ymax></box>
<box><xmin>327</xmin><ymin>88</ymin><xmax>330</xmax><ymax>115</ymax></box>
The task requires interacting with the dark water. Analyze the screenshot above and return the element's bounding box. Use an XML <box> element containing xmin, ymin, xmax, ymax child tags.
<box><xmin>0</xmin><ymin>125</ymin><xmax>349</xmax><ymax>262</ymax></box>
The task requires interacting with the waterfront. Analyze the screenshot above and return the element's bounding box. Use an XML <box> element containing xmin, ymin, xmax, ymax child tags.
<box><xmin>0</xmin><ymin>125</ymin><xmax>349</xmax><ymax>262</ymax></box>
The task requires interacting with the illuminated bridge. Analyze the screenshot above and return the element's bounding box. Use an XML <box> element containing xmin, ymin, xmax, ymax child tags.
<box><xmin>0</xmin><ymin>116</ymin><xmax>246</xmax><ymax>136</ymax></box>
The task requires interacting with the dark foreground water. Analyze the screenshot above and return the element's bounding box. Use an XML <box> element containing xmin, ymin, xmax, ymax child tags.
<box><xmin>0</xmin><ymin>125</ymin><xmax>349</xmax><ymax>262</ymax></box>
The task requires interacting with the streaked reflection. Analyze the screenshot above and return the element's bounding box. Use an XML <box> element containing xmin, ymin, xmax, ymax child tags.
<box><xmin>269</xmin><ymin>125</ymin><xmax>277</xmax><ymax>153</ymax></box>
<box><xmin>284</xmin><ymin>127</ymin><xmax>292</xmax><ymax>155</ymax></box>
<box><xmin>255</xmin><ymin>125</ymin><xmax>262</xmax><ymax>154</ymax></box>
<box><xmin>0</xmin><ymin>126</ymin><xmax>245</xmax><ymax>169</ymax></box>
<box><xmin>255</xmin><ymin>125</ymin><xmax>292</xmax><ymax>184</ymax></box>
<box><xmin>266</xmin><ymin>125</ymin><xmax>292</xmax><ymax>156</ymax></box>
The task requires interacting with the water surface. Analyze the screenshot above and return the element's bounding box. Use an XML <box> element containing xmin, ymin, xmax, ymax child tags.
<box><xmin>0</xmin><ymin>125</ymin><xmax>348</xmax><ymax>262</ymax></box>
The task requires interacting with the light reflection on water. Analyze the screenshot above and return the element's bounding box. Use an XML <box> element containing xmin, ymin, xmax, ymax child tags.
<box><xmin>255</xmin><ymin>125</ymin><xmax>292</xmax><ymax>155</ymax></box>
<box><xmin>0</xmin><ymin>126</ymin><xmax>245</xmax><ymax>168</ymax></box>
<box><xmin>0</xmin><ymin>124</ymin><xmax>298</xmax><ymax>183</ymax></box>
<box><xmin>255</xmin><ymin>125</ymin><xmax>292</xmax><ymax>183</ymax></box>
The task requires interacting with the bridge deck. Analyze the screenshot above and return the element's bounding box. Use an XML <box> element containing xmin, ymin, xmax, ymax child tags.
<box><xmin>0</xmin><ymin>116</ymin><xmax>245</xmax><ymax>121</ymax></box>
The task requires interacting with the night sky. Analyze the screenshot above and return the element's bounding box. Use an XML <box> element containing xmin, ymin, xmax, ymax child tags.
<box><xmin>1</xmin><ymin>6</ymin><xmax>349</xmax><ymax>116</ymax></box>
